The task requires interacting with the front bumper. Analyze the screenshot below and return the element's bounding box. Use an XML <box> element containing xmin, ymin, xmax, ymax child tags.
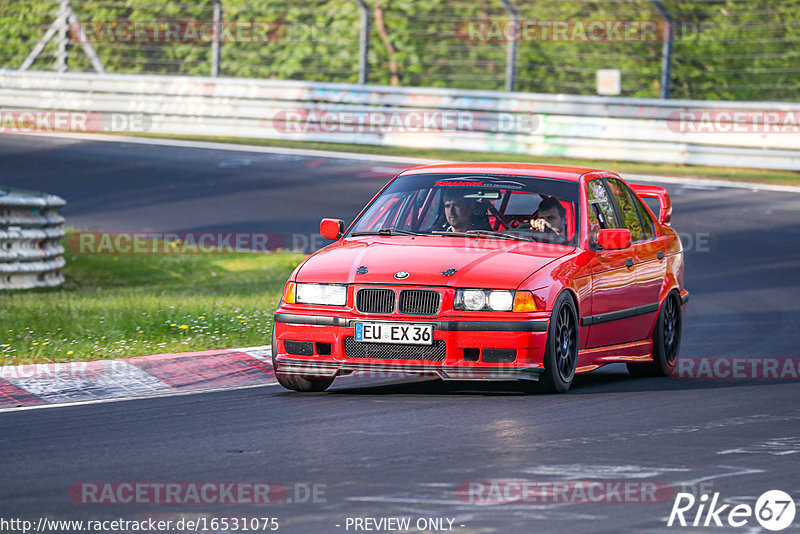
<box><xmin>275</xmin><ymin>358</ymin><xmax>544</xmax><ymax>381</ymax></box>
<box><xmin>273</xmin><ymin>312</ymin><xmax>550</xmax><ymax>382</ymax></box>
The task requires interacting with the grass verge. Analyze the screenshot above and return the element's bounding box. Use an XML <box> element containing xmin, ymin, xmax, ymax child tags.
<box><xmin>126</xmin><ymin>133</ymin><xmax>800</xmax><ymax>186</ymax></box>
<box><xmin>0</xmin><ymin>237</ymin><xmax>304</xmax><ymax>366</ymax></box>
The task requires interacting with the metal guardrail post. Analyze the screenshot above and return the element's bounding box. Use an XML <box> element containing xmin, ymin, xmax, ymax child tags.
<box><xmin>20</xmin><ymin>0</ymin><xmax>105</xmax><ymax>73</ymax></box>
<box><xmin>650</xmin><ymin>0</ymin><xmax>674</xmax><ymax>99</ymax></box>
<box><xmin>0</xmin><ymin>187</ymin><xmax>66</xmax><ymax>290</ymax></box>
<box><xmin>354</xmin><ymin>0</ymin><xmax>371</xmax><ymax>84</ymax></box>
<box><xmin>211</xmin><ymin>0</ymin><xmax>222</xmax><ymax>77</ymax></box>
<box><xmin>55</xmin><ymin>0</ymin><xmax>70</xmax><ymax>73</ymax></box>
<box><xmin>20</xmin><ymin>8</ymin><xmax>70</xmax><ymax>71</ymax></box>
<box><xmin>499</xmin><ymin>0</ymin><xmax>519</xmax><ymax>92</ymax></box>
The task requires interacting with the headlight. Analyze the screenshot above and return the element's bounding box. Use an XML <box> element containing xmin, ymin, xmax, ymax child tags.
<box><xmin>487</xmin><ymin>290</ymin><xmax>514</xmax><ymax>311</ymax></box>
<box><xmin>455</xmin><ymin>289</ymin><xmax>514</xmax><ymax>312</ymax></box>
<box><xmin>295</xmin><ymin>283</ymin><xmax>347</xmax><ymax>306</ymax></box>
<box><xmin>460</xmin><ymin>290</ymin><xmax>486</xmax><ymax>311</ymax></box>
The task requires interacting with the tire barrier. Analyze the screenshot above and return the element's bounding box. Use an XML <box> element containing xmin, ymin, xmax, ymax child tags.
<box><xmin>0</xmin><ymin>187</ymin><xmax>66</xmax><ymax>290</ymax></box>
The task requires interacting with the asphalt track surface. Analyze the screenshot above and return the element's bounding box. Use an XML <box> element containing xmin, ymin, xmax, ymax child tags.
<box><xmin>1</xmin><ymin>135</ymin><xmax>799</xmax><ymax>533</ymax></box>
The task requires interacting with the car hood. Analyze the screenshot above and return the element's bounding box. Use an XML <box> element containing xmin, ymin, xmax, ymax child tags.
<box><xmin>295</xmin><ymin>236</ymin><xmax>572</xmax><ymax>289</ymax></box>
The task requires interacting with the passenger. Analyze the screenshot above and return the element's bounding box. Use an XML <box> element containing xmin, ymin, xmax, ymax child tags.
<box><xmin>530</xmin><ymin>196</ymin><xmax>567</xmax><ymax>236</ymax></box>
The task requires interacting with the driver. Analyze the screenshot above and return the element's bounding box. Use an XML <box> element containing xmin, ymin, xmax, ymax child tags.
<box><xmin>530</xmin><ymin>197</ymin><xmax>567</xmax><ymax>236</ymax></box>
<box><xmin>443</xmin><ymin>189</ymin><xmax>479</xmax><ymax>232</ymax></box>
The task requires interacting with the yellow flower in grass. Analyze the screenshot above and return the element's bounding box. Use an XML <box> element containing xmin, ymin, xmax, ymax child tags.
<box><xmin>32</xmin><ymin>342</ymin><xmax>39</xmax><ymax>346</ymax></box>
<box><xmin>170</xmin><ymin>323</ymin><xmax>177</xmax><ymax>327</ymax></box>
<box><xmin>67</xmin><ymin>350</ymin><xmax>74</xmax><ymax>355</ymax></box>
<box><xmin>179</xmin><ymin>325</ymin><xmax>189</xmax><ymax>330</ymax></box>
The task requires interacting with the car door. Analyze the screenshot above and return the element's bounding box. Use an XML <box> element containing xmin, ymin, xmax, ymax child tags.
<box><xmin>584</xmin><ymin>178</ymin><xmax>647</xmax><ymax>348</ymax></box>
<box><xmin>600</xmin><ymin>178</ymin><xmax>660</xmax><ymax>343</ymax></box>
<box><xmin>613</xmin><ymin>179</ymin><xmax>667</xmax><ymax>324</ymax></box>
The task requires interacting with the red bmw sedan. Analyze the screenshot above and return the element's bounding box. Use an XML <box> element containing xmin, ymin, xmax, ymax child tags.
<box><xmin>272</xmin><ymin>163</ymin><xmax>688</xmax><ymax>393</ymax></box>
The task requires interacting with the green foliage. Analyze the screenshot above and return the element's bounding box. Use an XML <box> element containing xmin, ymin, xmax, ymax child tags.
<box><xmin>0</xmin><ymin>237</ymin><xmax>305</xmax><ymax>365</ymax></box>
<box><xmin>0</xmin><ymin>1</ymin><xmax>796</xmax><ymax>100</ymax></box>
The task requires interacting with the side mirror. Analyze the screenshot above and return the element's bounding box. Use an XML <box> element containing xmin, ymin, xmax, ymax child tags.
<box><xmin>597</xmin><ymin>228</ymin><xmax>631</xmax><ymax>250</ymax></box>
<box><xmin>320</xmin><ymin>218</ymin><xmax>344</xmax><ymax>240</ymax></box>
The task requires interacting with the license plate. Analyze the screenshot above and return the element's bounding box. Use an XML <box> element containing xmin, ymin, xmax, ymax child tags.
<box><xmin>354</xmin><ymin>322</ymin><xmax>433</xmax><ymax>345</ymax></box>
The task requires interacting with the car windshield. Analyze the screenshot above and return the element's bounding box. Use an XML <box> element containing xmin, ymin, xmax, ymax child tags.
<box><xmin>347</xmin><ymin>173</ymin><xmax>581</xmax><ymax>246</ymax></box>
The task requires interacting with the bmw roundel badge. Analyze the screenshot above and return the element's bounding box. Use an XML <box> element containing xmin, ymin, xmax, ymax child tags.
<box><xmin>394</xmin><ymin>271</ymin><xmax>410</xmax><ymax>280</ymax></box>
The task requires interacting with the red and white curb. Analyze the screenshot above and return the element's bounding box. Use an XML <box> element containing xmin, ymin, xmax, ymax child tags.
<box><xmin>0</xmin><ymin>345</ymin><xmax>275</xmax><ymax>409</ymax></box>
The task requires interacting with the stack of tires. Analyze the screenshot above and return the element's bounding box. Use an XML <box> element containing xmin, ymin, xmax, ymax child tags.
<box><xmin>0</xmin><ymin>187</ymin><xmax>66</xmax><ymax>290</ymax></box>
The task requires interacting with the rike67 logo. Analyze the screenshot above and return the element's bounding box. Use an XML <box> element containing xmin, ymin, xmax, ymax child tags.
<box><xmin>668</xmin><ymin>490</ymin><xmax>796</xmax><ymax>531</ymax></box>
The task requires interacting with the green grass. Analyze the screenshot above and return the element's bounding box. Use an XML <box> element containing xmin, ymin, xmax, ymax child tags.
<box><xmin>128</xmin><ymin>132</ymin><xmax>800</xmax><ymax>186</ymax></box>
<box><xmin>0</xmin><ymin>238</ymin><xmax>304</xmax><ymax>366</ymax></box>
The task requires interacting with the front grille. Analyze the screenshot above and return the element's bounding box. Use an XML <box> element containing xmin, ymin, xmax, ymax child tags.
<box><xmin>398</xmin><ymin>289</ymin><xmax>441</xmax><ymax>315</ymax></box>
<box><xmin>356</xmin><ymin>288</ymin><xmax>395</xmax><ymax>314</ymax></box>
<box><xmin>344</xmin><ymin>337</ymin><xmax>446</xmax><ymax>361</ymax></box>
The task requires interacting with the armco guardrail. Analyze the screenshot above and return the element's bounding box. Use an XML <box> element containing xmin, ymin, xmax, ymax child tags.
<box><xmin>1</xmin><ymin>70</ymin><xmax>799</xmax><ymax>170</ymax></box>
<box><xmin>0</xmin><ymin>187</ymin><xmax>66</xmax><ymax>290</ymax></box>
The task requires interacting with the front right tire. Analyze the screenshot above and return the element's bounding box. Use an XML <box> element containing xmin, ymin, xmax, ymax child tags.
<box><xmin>271</xmin><ymin>329</ymin><xmax>334</xmax><ymax>392</ymax></box>
<box><xmin>535</xmin><ymin>292</ymin><xmax>579</xmax><ymax>393</ymax></box>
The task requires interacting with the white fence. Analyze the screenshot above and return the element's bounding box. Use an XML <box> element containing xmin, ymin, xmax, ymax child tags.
<box><xmin>1</xmin><ymin>70</ymin><xmax>799</xmax><ymax>170</ymax></box>
<box><xmin>0</xmin><ymin>187</ymin><xmax>66</xmax><ymax>290</ymax></box>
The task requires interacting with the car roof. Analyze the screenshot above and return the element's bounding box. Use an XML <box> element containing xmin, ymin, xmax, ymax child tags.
<box><xmin>398</xmin><ymin>162</ymin><xmax>612</xmax><ymax>182</ymax></box>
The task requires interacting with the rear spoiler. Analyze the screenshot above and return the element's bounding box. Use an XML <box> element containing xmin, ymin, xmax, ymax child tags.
<box><xmin>629</xmin><ymin>184</ymin><xmax>672</xmax><ymax>225</ymax></box>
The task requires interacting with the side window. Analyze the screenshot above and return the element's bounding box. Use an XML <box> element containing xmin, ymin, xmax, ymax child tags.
<box><xmin>587</xmin><ymin>180</ymin><xmax>619</xmax><ymax>226</ymax></box>
<box><xmin>586</xmin><ymin>180</ymin><xmax>619</xmax><ymax>245</ymax></box>
<box><xmin>605</xmin><ymin>178</ymin><xmax>646</xmax><ymax>242</ymax></box>
<box><xmin>631</xmin><ymin>192</ymin><xmax>655</xmax><ymax>239</ymax></box>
